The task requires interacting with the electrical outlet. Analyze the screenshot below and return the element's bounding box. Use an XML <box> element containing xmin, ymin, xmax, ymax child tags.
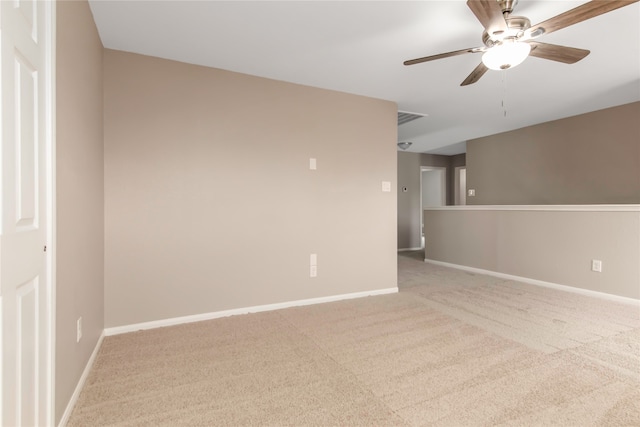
<box><xmin>468</xmin><ymin>189</ymin><xmax>476</xmax><ymax>197</ymax></box>
<box><xmin>77</xmin><ymin>317</ymin><xmax>82</xmax><ymax>343</ymax></box>
<box><xmin>310</xmin><ymin>253</ymin><xmax>317</xmax><ymax>278</ymax></box>
<box><xmin>591</xmin><ymin>259</ymin><xmax>602</xmax><ymax>272</ymax></box>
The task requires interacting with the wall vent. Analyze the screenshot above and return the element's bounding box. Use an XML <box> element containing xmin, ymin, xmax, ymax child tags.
<box><xmin>398</xmin><ymin>111</ymin><xmax>427</xmax><ymax>126</ymax></box>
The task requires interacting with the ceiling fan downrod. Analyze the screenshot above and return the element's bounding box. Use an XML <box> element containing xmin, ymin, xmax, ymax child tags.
<box><xmin>497</xmin><ymin>0</ymin><xmax>518</xmax><ymax>16</ymax></box>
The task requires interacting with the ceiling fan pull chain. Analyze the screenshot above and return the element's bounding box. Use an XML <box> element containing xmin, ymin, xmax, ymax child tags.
<box><xmin>502</xmin><ymin>70</ymin><xmax>508</xmax><ymax>117</ymax></box>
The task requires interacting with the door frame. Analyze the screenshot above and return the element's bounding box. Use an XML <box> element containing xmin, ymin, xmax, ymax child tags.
<box><xmin>45</xmin><ymin>1</ymin><xmax>57</xmax><ymax>424</ymax></box>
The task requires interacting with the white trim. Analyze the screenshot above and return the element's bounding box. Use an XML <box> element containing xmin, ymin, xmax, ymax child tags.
<box><xmin>398</xmin><ymin>247</ymin><xmax>423</xmax><ymax>252</ymax></box>
<box><xmin>57</xmin><ymin>332</ymin><xmax>104</xmax><ymax>427</ymax></box>
<box><xmin>423</xmin><ymin>204</ymin><xmax>640</xmax><ymax>212</ymax></box>
<box><xmin>105</xmin><ymin>288</ymin><xmax>399</xmax><ymax>336</ymax></box>
<box><xmin>424</xmin><ymin>258</ymin><xmax>640</xmax><ymax>306</ymax></box>
<box><xmin>398</xmin><ymin>109</ymin><xmax>428</xmax><ymax>118</ymax></box>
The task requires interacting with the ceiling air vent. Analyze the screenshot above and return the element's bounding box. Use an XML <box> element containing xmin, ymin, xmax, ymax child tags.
<box><xmin>398</xmin><ymin>111</ymin><xmax>427</xmax><ymax>126</ymax></box>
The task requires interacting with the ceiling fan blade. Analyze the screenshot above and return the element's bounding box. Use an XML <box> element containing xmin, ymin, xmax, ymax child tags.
<box><xmin>461</xmin><ymin>62</ymin><xmax>489</xmax><ymax>86</ymax></box>
<box><xmin>466</xmin><ymin>0</ymin><xmax>508</xmax><ymax>36</ymax></box>
<box><xmin>404</xmin><ymin>47</ymin><xmax>483</xmax><ymax>66</ymax></box>
<box><xmin>528</xmin><ymin>41</ymin><xmax>590</xmax><ymax>64</ymax></box>
<box><xmin>530</xmin><ymin>0</ymin><xmax>639</xmax><ymax>37</ymax></box>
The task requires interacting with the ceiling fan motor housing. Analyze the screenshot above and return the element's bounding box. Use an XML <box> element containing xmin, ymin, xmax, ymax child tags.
<box><xmin>482</xmin><ymin>15</ymin><xmax>530</xmax><ymax>47</ymax></box>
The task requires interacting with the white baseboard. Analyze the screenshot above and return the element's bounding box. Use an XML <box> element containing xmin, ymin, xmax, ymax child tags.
<box><xmin>104</xmin><ymin>287</ymin><xmax>399</xmax><ymax>336</ymax></box>
<box><xmin>58</xmin><ymin>331</ymin><xmax>105</xmax><ymax>427</ymax></box>
<box><xmin>398</xmin><ymin>247</ymin><xmax>423</xmax><ymax>252</ymax></box>
<box><xmin>424</xmin><ymin>258</ymin><xmax>640</xmax><ymax>306</ymax></box>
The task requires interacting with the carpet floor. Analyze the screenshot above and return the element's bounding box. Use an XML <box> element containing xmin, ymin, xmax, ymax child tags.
<box><xmin>67</xmin><ymin>251</ymin><xmax>640</xmax><ymax>426</ymax></box>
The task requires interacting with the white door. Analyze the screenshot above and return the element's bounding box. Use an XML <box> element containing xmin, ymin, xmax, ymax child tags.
<box><xmin>1</xmin><ymin>1</ymin><xmax>54</xmax><ymax>426</ymax></box>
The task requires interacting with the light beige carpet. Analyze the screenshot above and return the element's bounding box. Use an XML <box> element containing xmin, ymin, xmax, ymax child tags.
<box><xmin>67</xmin><ymin>251</ymin><xmax>640</xmax><ymax>426</ymax></box>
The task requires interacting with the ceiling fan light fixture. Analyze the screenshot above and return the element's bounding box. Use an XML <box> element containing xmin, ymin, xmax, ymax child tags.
<box><xmin>481</xmin><ymin>39</ymin><xmax>531</xmax><ymax>70</ymax></box>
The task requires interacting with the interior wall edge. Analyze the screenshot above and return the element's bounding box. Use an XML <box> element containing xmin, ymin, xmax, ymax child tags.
<box><xmin>56</xmin><ymin>331</ymin><xmax>105</xmax><ymax>427</ymax></box>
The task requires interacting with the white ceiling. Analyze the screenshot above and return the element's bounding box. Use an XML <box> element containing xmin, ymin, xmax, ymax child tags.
<box><xmin>88</xmin><ymin>0</ymin><xmax>640</xmax><ymax>155</ymax></box>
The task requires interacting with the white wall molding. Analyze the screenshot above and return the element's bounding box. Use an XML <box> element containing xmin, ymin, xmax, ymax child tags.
<box><xmin>58</xmin><ymin>331</ymin><xmax>105</xmax><ymax>427</ymax></box>
<box><xmin>398</xmin><ymin>247</ymin><xmax>423</xmax><ymax>252</ymax></box>
<box><xmin>424</xmin><ymin>258</ymin><xmax>640</xmax><ymax>306</ymax></box>
<box><xmin>105</xmin><ymin>287</ymin><xmax>399</xmax><ymax>336</ymax></box>
<box><xmin>424</xmin><ymin>204</ymin><xmax>640</xmax><ymax>212</ymax></box>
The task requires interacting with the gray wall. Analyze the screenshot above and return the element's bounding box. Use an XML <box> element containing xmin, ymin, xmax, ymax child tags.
<box><xmin>55</xmin><ymin>1</ymin><xmax>104</xmax><ymax>423</ymax></box>
<box><xmin>424</xmin><ymin>207</ymin><xmax>640</xmax><ymax>299</ymax></box>
<box><xmin>397</xmin><ymin>152</ymin><xmax>465</xmax><ymax>249</ymax></box>
<box><xmin>397</xmin><ymin>152</ymin><xmax>422</xmax><ymax>250</ymax></box>
<box><xmin>104</xmin><ymin>50</ymin><xmax>398</xmax><ymax>328</ymax></box>
<box><xmin>466</xmin><ymin>102</ymin><xmax>640</xmax><ymax>205</ymax></box>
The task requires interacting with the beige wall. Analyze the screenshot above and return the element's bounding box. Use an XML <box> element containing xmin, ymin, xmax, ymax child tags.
<box><xmin>424</xmin><ymin>207</ymin><xmax>640</xmax><ymax>299</ymax></box>
<box><xmin>397</xmin><ymin>152</ymin><xmax>465</xmax><ymax>249</ymax></box>
<box><xmin>466</xmin><ymin>102</ymin><xmax>640</xmax><ymax>205</ymax></box>
<box><xmin>397</xmin><ymin>152</ymin><xmax>422</xmax><ymax>249</ymax></box>
<box><xmin>103</xmin><ymin>50</ymin><xmax>397</xmax><ymax>328</ymax></box>
<box><xmin>55</xmin><ymin>0</ymin><xmax>104</xmax><ymax>423</ymax></box>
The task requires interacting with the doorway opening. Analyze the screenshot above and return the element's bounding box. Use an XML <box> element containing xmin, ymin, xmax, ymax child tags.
<box><xmin>420</xmin><ymin>167</ymin><xmax>446</xmax><ymax>248</ymax></box>
<box><xmin>455</xmin><ymin>167</ymin><xmax>467</xmax><ymax>205</ymax></box>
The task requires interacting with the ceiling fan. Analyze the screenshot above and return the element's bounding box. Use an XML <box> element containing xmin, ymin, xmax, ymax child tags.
<box><xmin>404</xmin><ymin>0</ymin><xmax>639</xmax><ymax>86</ymax></box>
